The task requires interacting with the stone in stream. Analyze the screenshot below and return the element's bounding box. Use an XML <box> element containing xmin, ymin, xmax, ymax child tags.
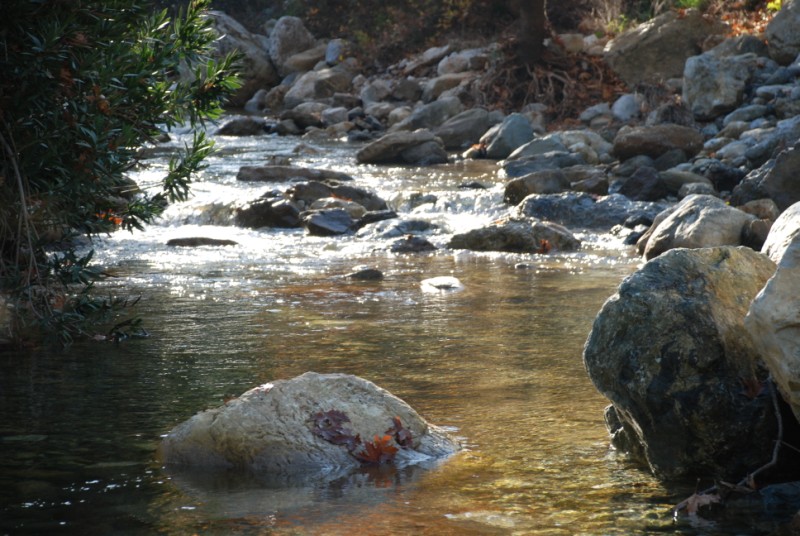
<box><xmin>583</xmin><ymin>246</ymin><xmax>777</xmax><ymax>480</ymax></box>
<box><xmin>159</xmin><ymin>372</ymin><xmax>461</xmax><ymax>475</ymax></box>
<box><xmin>448</xmin><ymin>217</ymin><xmax>580</xmax><ymax>254</ymax></box>
<box><xmin>166</xmin><ymin>237</ymin><xmax>238</xmax><ymax>247</ymax></box>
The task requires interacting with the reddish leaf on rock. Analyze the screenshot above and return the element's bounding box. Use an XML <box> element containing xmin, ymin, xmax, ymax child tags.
<box><xmin>354</xmin><ymin>434</ymin><xmax>398</xmax><ymax>465</ymax></box>
<box><xmin>386</xmin><ymin>416</ymin><xmax>413</xmax><ymax>448</ymax></box>
<box><xmin>311</xmin><ymin>410</ymin><xmax>361</xmax><ymax>451</ymax></box>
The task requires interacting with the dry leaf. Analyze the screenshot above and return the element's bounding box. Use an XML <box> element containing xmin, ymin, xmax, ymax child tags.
<box><xmin>685</xmin><ymin>492</ymin><xmax>721</xmax><ymax>515</ymax></box>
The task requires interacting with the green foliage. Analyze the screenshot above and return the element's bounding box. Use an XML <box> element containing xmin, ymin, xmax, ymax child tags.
<box><xmin>0</xmin><ymin>0</ymin><xmax>240</xmax><ymax>345</ymax></box>
<box><xmin>767</xmin><ymin>0</ymin><xmax>782</xmax><ymax>11</ymax></box>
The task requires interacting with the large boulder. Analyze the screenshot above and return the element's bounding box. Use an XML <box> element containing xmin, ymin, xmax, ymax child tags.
<box><xmin>766</xmin><ymin>0</ymin><xmax>800</xmax><ymax>64</ymax></box>
<box><xmin>356</xmin><ymin>129</ymin><xmax>448</xmax><ymax>165</ymax></box>
<box><xmin>612</xmin><ymin>124</ymin><xmax>703</xmax><ymax>161</ymax></box>
<box><xmin>584</xmin><ymin>246</ymin><xmax>777</xmax><ymax>480</ymax></box>
<box><xmin>268</xmin><ymin>16</ymin><xmax>317</xmax><ymax>77</ymax></box>
<box><xmin>448</xmin><ymin>217</ymin><xmax>580</xmax><ymax>253</ymax></box>
<box><xmin>746</xmin><ymin>202</ymin><xmax>800</xmax><ymax>422</ymax></box>
<box><xmin>207</xmin><ymin>12</ymin><xmax>279</xmax><ymax>107</ymax></box>
<box><xmin>638</xmin><ymin>194</ymin><xmax>756</xmax><ymax>260</ymax></box>
<box><xmin>159</xmin><ymin>372</ymin><xmax>461</xmax><ymax>474</ymax></box>
<box><xmin>682</xmin><ymin>52</ymin><xmax>760</xmax><ymax>120</ymax></box>
<box><xmin>604</xmin><ymin>9</ymin><xmax>727</xmax><ymax>86</ymax></box>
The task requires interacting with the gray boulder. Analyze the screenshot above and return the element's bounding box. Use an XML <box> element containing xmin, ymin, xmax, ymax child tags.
<box><xmin>288</xmin><ymin>181</ymin><xmax>387</xmax><ymax>212</ymax></box>
<box><xmin>391</xmin><ymin>96</ymin><xmax>463</xmax><ymax>131</ymax></box>
<box><xmin>422</xmin><ymin>72</ymin><xmax>474</xmax><ymax>102</ymax></box>
<box><xmin>516</xmin><ymin>192</ymin><xmax>669</xmax><ymax>230</ymax></box>
<box><xmin>207</xmin><ymin>11</ymin><xmax>279</xmax><ymax>108</ymax></box>
<box><xmin>746</xmin><ymin>202</ymin><xmax>800</xmax><ymax>422</ymax></box>
<box><xmin>482</xmin><ymin>113</ymin><xmax>534</xmax><ymax>159</ymax></box>
<box><xmin>268</xmin><ymin>16</ymin><xmax>317</xmax><ymax>77</ymax></box>
<box><xmin>356</xmin><ymin>129</ymin><xmax>447</xmax><ymax>165</ymax></box>
<box><xmin>604</xmin><ymin>9</ymin><xmax>727</xmax><ymax>86</ymax></box>
<box><xmin>639</xmin><ymin>194</ymin><xmax>756</xmax><ymax>260</ymax></box>
<box><xmin>503</xmin><ymin>152</ymin><xmax>586</xmax><ymax>177</ymax></box>
<box><xmin>434</xmin><ymin>108</ymin><xmax>492</xmax><ymax>149</ymax></box>
<box><xmin>448</xmin><ymin>217</ymin><xmax>580</xmax><ymax>253</ymax></box>
<box><xmin>283</xmin><ymin>68</ymin><xmax>353</xmax><ymax>109</ymax></box>
<box><xmin>584</xmin><ymin>246</ymin><xmax>777</xmax><ymax>480</ymax></box>
<box><xmin>159</xmin><ymin>372</ymin><xmax>460</xmax><ymax>473</ymax></box>
<box><xmin>504</xmin><ymin>169</ymin><xmax>571</xmax><ymax>205</ymax></box>
<box><xmin>302</xmin><ymin>209</ymin><xmax>355</xmax><ymax>236</ymax></box>
<box><xmin>731</xmin><ymin>142</ymin><xmax>800</xmax><ymax>211</ymax></box>
<box><xmin>766</xmin><ymin>0</ymin><xmax>800</xmax><ymax>64</ymax></box>
<box><xmin>612</xmin><ymin>124</ymin><xmax>704</xmax><ymax>161</ymax></box>
<box><xmin>683</xmin><ymin>52</ymin><xmax>760</xmax><ymax>120</ymax></box>
<box><xmin>282</xmin><ymin>43</ymin><xmax>327</xmax><ymax>75</ymax></box>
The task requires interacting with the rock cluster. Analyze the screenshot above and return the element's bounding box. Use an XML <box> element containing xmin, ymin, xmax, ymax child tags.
<box><xmin>186</xmin><ymin>7</ymin><xmax>800</xmax><ymax>487</ymax></box>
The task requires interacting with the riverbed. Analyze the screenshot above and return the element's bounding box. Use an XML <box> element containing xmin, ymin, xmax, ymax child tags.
<box><xmin>0</xmin><ymin>127</ymin><xmax>758</xmax><ymax>534</ymax></box>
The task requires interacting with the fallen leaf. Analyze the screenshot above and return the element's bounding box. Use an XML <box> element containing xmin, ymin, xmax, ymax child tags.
<box><xmin>354</xmin><ymin>434</ymin><xmax>398</xmax><ymax>465</ymax></box>
<box><xmin>386</xmin><ymin>416</ymin><xmax>413</xmax><ymax>448</ymax></box>
<box><xmin>685</xmin><ymin>492</ymin><xmax>721</xmax><ymax>515</ymax></box>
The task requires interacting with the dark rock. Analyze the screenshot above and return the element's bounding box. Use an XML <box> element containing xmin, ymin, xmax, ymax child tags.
<box><xmin>355</xmin><ymin>210</ymin><xmax>398</xmax><ymax>229</ymax></box>
<box><xmin>356</xmin><ymin>129</ymin><xmax>447</xmax><ymax>165</ymax></box>
<box><xmin>302</xmin><ymin>209</ymin><xmax>355</xmax><ymax>236</ymax></box>
<box><xmin>236</xmin><ymin>197</ymin><xmax>302</xmax><ymax>229</ymax></box>
<box><xmin>434</xmin><ymin>108</ymin><xmax>492</xmax><ymax>150</ymax></box>
<box><xmin>733</xmin><ymin>143</ymin><xmax>800</xmax><ymax>211</ymax></box>
<box><xmin>390</xmin><ymin>235</ymin><xmax>437</xmax><ymax>253</ymax></box>
<box><xmin>167</xmin><ymin>237</ymin><xmax>238</xmax><ymax>247</ymax></box>
<box><xmin>345</xmin><ymin>268</ymin><xmax>384</xmax><ymax>281</ymax></box>
<box><xmin>216</xmin><ymin>116</ymin><xmax>268</xmax><ymax>136</ymax></box>
<box><xmin>289</xmin><ymin>181</ymin><xmax>387</xmax><ymax>212</ymax></box>
<box><xmin>584</xmin><ymin>246</ymin><xmax>777</xmax><ymax>480</ymax></box>
<box><xmin>504</xmin><ymin>170</ymin><xmax>570</xmax><ymax>205</ymax></box>
<box><xmin>617</xmin><ymin>166</ymin><xmax>669</xmax><ymax>201</ymax></box>
<box><xmin>237</xmin><ymin>165</ymin><xmax>354</xmax><ymax>183</ymax></box>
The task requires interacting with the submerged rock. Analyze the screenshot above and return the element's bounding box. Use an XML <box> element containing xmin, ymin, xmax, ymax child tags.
<box><xmin>166</xmin><ymin>237</ymin><xmax>238</xmax><ymax>247</ymax></box>
<box><xmin>159</xmin><ymin>372</ymin><xmax>461</xmax><ymax>474</ymax></box>
<box><xmin>584</xmin><ymin>246</ymin><xmax>777</xmax><ymax>480</ymax></box>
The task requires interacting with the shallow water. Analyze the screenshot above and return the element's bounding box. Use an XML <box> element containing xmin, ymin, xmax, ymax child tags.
<box><xmin>0</xmin><ymin>127</ymin><xmax>779</xmax><ymax>534</ymax></box>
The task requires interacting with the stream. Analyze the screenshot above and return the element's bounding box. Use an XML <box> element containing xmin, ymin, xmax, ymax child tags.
<box><xmin>0</xmin><ymin>125</ymin><xmax>770</xmax><ymax>534</ymax></box>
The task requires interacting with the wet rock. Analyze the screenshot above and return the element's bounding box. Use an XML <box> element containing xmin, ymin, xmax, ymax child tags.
<box><xmin>481</xmin><ymin>113</ymin><xmax>534</xmax><ymax>160</ymax></box>
<box><xmin>302</xmin><ymin>208</ymin><xmax>355</xmax><ymax>236</ymax></box>
<box><xmin>683</xmin><ymin>52</ymin><xmax>760</xmax><ymax>120</ymax></box>
<box><xmin>516</xmin><ymin>192</ymin><xmax>669</xmax><ymax>230</ymax></box>
<box><xmin>766</xmin><ymin>0</ymin><xmax>800</xmax><ymax>65</ymax></box>
<box><xmin>235</xmin><ymin>196</ymin><xmax>302</xmax><ymax>229</ymax></box>
<box><xmin>584</xmin><ymin>246</ymin><xmax>777</xmax><ymax>480</ymax></box>
<box><xmin>346</xmin><ymin>267</ymin><xmax>384</xmax><ymax>281</ymax></box>
<box><xmin>421</xmin><ymin>276</ymin><xmax>464</xmax><ymax>292</ymax></box>
<box><xmin>216</xmin><ymin>116</ymin><xmax>268</xmax><ymax>136</ymax></box>
<box><xmin>237</xmin><ymin>165</ymin><xmax>353</xmax><ymax>183</ymax></box>
<box><xmin>309</xmin><ymin>197</ymin><xmax>367</xmax><ymax>219</ymax></box>
<box><xmin>166</xmin><ymin>237</ymin><xmax>238</xmax><ymax>247</ymax></box>
<box><xmin>746</xmin><ymin>202</ymin><xmax>800</xmax><ymax>422</ymax></box>
<box><xmin>357</xmin><ymin>218</ymin><xmax>437</xmax><ymax>239</ymax></box>
<box><xmin>207</xmin><ymin>12</ymin><xmax>279</xmax><ymax>108</ymax></box>
<box><xmin>289</xmin><ymin>181</ymin><xmax>387</xmax><ymax>212</ymax></box>
<box><xmin>638</xmin><ymin>194</ymin><xmax>756</xmax><ymax>260</ymax></box>
<box><xmin>503</xmin><ymin>169</ymin><xmax>571</xmax><ymax>205</ymax></box>
<box><xmin>356</xmin><ymin>129</ymin><xmax>447</xmax><ymax>165</ymax></box>
<box><xmin>448</xmin><ymin>217</ymin><xmax>580</xmax><ymax>253</ymax></box>
<box><xmin>604</xmin><ymin>9</ymin><xmax>727</xmax><ymax>86</ymax></box>
<box><xmin>390</xmin><ymin>235</ymin><xmax>437</xmax><ymax>253</ymax></box>
<box><xmin>355</xmin><ymin>209</ymin><xmax>399</xmax><ymax>230</ymax></box>
<box><xmin>268</xmin><ymin>16</ymin><xmax>316</xmax><ymax>77</ymax></box>
<box><xmin>612</xmin><ymin>124</ymin><xmax>703</xmax><ymax>161</ymax></box>
<box><xmin>159</xmin><ymin>372</ymin><xmax>460</xmax><ymax>473</ymax></box>
<box><xmin>434</xmin><ymin>108</ymin><xmax>493</xmax><ymax>150</ymax></box>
